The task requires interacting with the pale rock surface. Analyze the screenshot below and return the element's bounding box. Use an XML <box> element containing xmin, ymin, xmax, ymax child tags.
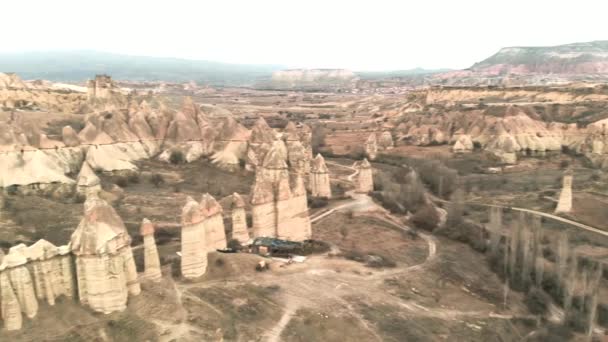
<box><xmin>140</xmin><ymin>219</ymin><xmax>162</xmax><ymax>282</ymax></box>
<box><xmin>379</xmin><ymin>131</ymin><xmax>394</xmax><ymax>150</ymax></box>
<box><xmin>250</xmin><ymin>179</ymin><xmax>277</xmax><ymax>238</ymax></box>
<box><xmin>0</xmin><ymin>272</ymin><xmax>22</xmax><ymax>331</ymax></box>
<box><xmin>555</xmin><ymin>171</ymin><xmax>573</xmax><ymax>214</ymax></box>
<box><xmin>310</xmin><ymin>154</ymin><xmax>332</xmax><ymax>198</ymax></box>
<box><xmin>452</xmin><ymin>134</ymin><xmax>474</xmax><ymax>153</ymax></box>
<box><xmin>200</xmin><ymin>193</ymin><xmax>227</xmax><ymax>252</ymax></box>
<box><xmin>1</xmin><ymin>245</ymin><xmax>38</xmax><ymax>319</ymax></box>
<box><xmin>277</xmin><ymin>175</ymin><xmax>311</xmax><ymax>241</ymax></box>
<box><xmin>62</xmin><ymin>126</ymin><xmax>81</xmax><ymax>147</ymax></box>
<box><xmin>365</xmin><ymin>133</ymin><xmax>378</xmax><ymax>160</ymax></box>
<box><xmin>230</xmin><ymin>193</ymin><xmax>250</xmax><ymax>244</ymax></box>
<box><xmin>25</xmin><ymin>239</ymin><xmax>74</xmax><ymax>306</ymax></box>
<box><xmin>180</xmin><ymin>197</ymin><xmax>208</xmax><ymax>279</ymax></box>
<box><xmin>356</xmin><ymin>159</ymin><xmax>374</xmax><ymax>193</ymax></box>
<box><xmin>76</xmin><ymin>162</ymin><xmax>101</xmax><ymax>194</ymax></box>
<box><xmin>70</xmin><ymin>194</ymin><xmax>140</xmax><ymax>314</ymax></box>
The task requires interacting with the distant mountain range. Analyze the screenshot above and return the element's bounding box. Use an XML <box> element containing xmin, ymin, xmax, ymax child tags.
<box><xmin>2</xmin><ymin>42</ymin><xmax>608</xmax><ymax>88</ymax></box>
<box><xmin>0</xmin><ymin>50</ymin><xmax>283</xmax><ymax>86</ymax></box>
<box><xmin>0</xmin><ymin>50</ymin><xmax>452</xmax><ymax>87</ymax></box>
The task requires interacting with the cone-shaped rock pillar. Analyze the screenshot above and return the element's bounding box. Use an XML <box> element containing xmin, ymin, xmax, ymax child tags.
<box><xmin>140</xmin><ymin>219</ymin><xmax>162</xmax><ymax>282</ymax></box>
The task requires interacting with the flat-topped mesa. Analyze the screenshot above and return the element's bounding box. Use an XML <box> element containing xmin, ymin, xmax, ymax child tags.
<box><xmin>200</xmin><ymin>193</ymin><xmax>227</xmax><ymax>252</ymax></box>
<box><xmin>230</xmin><ymin>193</ymin><xmax>250</xmax><ymax>244</ymax></box>
<box><xmin>310</xmin><ymin>154</ymin><xmax>332</xmax><ymax>198</ymax></box>
<box><xmin>0</xmin><ymin>246</ymin><xmax>38</xmax><ymax>321</ymax></box>
<box><xmin>69</xmin><ymin>194</ymin><xmax>140</xmax><ymax>314</ymax></box>
<box><xmin>356</xmin><ymin>158</ymin><xmax>374</xmax><ymax>193</ymax></box>
<box><xmin>25</xmin><ymin>240</ymin><xmax>75</xmax><ymax>306</ymax></box>
<box><xmin>140</xmin><ymin>219</ymin><xmax>162</xmax><ymax>282</ymax></box>
<box><xmin>379</xmin><ymin>131</ymin><xmax>394</xmax><ymax>150</ymax></box>
<box><xmin>180</xmin><ymin>197</ymin><xmax>207</xmax><ymax>279</ymax></box>
<box><xmin>555</xmin><ymin>170</ymin><xmax>574</xmax><ymax>214</ymax></box>
<box><xmin>365</xmin><ymin>133</ymin><xmax>378</xmax><ymax>160</ymax></box>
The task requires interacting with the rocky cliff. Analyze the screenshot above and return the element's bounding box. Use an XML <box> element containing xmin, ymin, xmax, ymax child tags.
<box><xmin>434</xmin><ymin>41</ymin><xmax>608</xmax><ymax>85</ymax></box>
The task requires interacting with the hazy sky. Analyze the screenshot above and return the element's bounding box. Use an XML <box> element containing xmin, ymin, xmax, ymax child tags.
<box><xmin>2</xmin><ymin>0</ymin><xmax>607</xmax><ymax>71</ymax></box>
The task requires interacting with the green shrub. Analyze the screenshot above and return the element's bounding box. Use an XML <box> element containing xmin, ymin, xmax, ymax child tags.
<box><xmin>411</xmin><ymin>204</ymin><xmax>439</xmax><ymax>231</ymax></box>
<box><xmin>169</xmin><ymin>150</ymin><xmax>185</xmax><ymax>165</ymax></box>
<box><xmin>524</xmin><ymin>287</ymin><xmax>551</xmax><ymax>315</ymax></box>
<box><xmin>308</xmin><ymin>197</ymin><xmax>329</xmax><ymax>208</ymax></box>
<box><xmin>150</xmin><ymin>173</ymin><xmax>164</xmax><ymax>188</ymax></box>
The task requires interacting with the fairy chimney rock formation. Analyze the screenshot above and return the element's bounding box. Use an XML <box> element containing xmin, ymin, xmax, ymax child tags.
<box><xmin>379</xmin><ymin>131</ymin><xmax>394</xmax><ymax>150</ymax></box>
<box><xmin>310</xmin><ymin>154</ymin><xmax>332</xmax><ymax>198</ymax></box>
<box><xmin>76</xmin><ymin>162</ymin><xmax>101</xmax><ymax>194</ymax></box>
<box><xmin>356</xmin><ymin>158</ymin><xmax>374</xmax><ymax>193</ymax></box>
<box><xmin>200</xmin><ymin>193</ymin><xmax>227</xmax><ymax>252</ymax></box>
<box><xmin>452</xmin><ymin>134</ymin><xmax>474</xmax><ymax>153</ymax></box>
<box><xmin>1</xmin><ymin>246</ymin><xmax>38</xmax><ymax>320</ymax></box>
<box><xmin>180</xmin><ymin>197</ymin><xmax>208</xmax><ymax>279</ymax></box>
<box><xmin>140</xmin><ymin>219</ymin><xmax>162</xmax><ymax>282</ymax></box>
<box><xmin>250</xmin><ymin>179</ymin><xmax>277</xmax><ymax>238</ymax></box>
<box><xmin>69</xmin><ymin>194</ymin><xmax>141</xmax><ymax>314</ymax></box>
<box><xmin>230</xmin><ymin>193</ymin><xmax>250</xmax><ymax>244</ymax></box>
<box><xmin>555</xmin><ymin>170</ymin><xmax>573</xmax><ymax>214</ymax></box>
<box><xmin>0</xmin><ymin>266</ymin><xmax>23</xmax><ymax>331</ymax></box>
<box><xmin>365</xmin><ymin>133</ymin><xmax>378</xmax><ymax>160</ymax></box>
<box><xmin>278</xmin><ymin>175</ymin><xmax>312</xmax><ymax>241</ymax></box>
<box><xmin>26</xmin><ymin>240</ymin><xmax>74</xmax><ymax>306</ymax></box>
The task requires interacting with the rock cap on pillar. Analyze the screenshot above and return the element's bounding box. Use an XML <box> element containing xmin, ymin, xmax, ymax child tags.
<box><xmin>140</xmin><ymin>218</ymin><xmax>155</xmax><ymax>236</ymax></box>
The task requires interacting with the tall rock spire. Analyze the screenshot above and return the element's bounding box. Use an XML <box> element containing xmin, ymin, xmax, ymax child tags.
<box><xmin>140</xmin><ymin>219</ymin><xmax>162</xmax><ymax>282</ymax></box>
<box><xmin>356</xmin><ymin>158</ymin><xmax>374</xmax><ymax>193</ymax></box>
<box><xmin>230</xmin><ymin>193</ymin><xmax>250</xmax><ymax>244</ymax></box>
<box><xmin>310</xmin><ymin>153</ymin><xmax>331</xmax><ymax>198</ymax></box>
<box><xmin>180</xmin><ymin>197</ymin><xmax>207</xmax><ymax>279</ymax></box>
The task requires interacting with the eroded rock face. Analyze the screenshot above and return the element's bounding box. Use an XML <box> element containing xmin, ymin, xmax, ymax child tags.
<box><xmin>310</xmin><ymin>154</ymin><xmax>332</xmax><ymax>198</ymax></box>
<box><xmin>250</xmin><ymin>179</ymin><xmax>277</xmax><ymax>238</ymax></box>
<box><xmin>140</xmin><ymin>219</ymin><xmax>162</xmax><ymax>282</ymax></box>
<box><xmin>356</xmin><ymin>159</ymin><xmax>374</xmax><ymax>193</ymax></box>
<box><xmin>452</xmin><ymin>134</ymin><xmax>474</xmax><ymax>153</ymax></box>
<box><xmin>555</xmin><ymin>171</ymin><xmax>573</xmax><ymax>214</ymax></box>
<box><xmin>230</xmin><ymin>193</ymin><xmax>250</xmax><ymax>244</ymax></box>
<box><xmin>70</xmin><ymin>194</ymin><xmax>140</xmax><ymax>314</ymax></box>
<box><xmin>200</xmin><ymin>193</ymin><xmax>227</xmax><ymax>252</ymax></box>
<box><xmin>2</xmin><ymin>246</ymin><xmax>38</xmax><ymax>319</ymax></box>
<box><xmin>277</xmin><ymin>175</ymin><xmax>311</xmax><ymax>241</ymax></box>
<box><xmin>250</xmin><ymin>144</ymin><xmax>312</xmax><ymax>241</ymax></box>
<box><xmin>26</xmin><ymin>240</ymin><xmax>74</xmax><ymax>306</ymax></box>
<box><xmin>0</xmin><ymin>72</ymin><xmax>87</xmax><ymax>113</ymax></box>
<box><xmin>0</xmin><ymin>272</ymin><xmax>22</xmax><ymax>331</ymax></box>
<box><xmin>379</xmin><ymin>131</ymin><xmax>394</xmax><ymax>150</ymax></box>
<box><xmin>365</xmin><ymin>133</ymin><xmax>378</xmax><ymax>160</ymax></box>
<box><xmin>180</xmin><ymin>197</ymin><xmax>208</xmax><ymax>279</ymax></box>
